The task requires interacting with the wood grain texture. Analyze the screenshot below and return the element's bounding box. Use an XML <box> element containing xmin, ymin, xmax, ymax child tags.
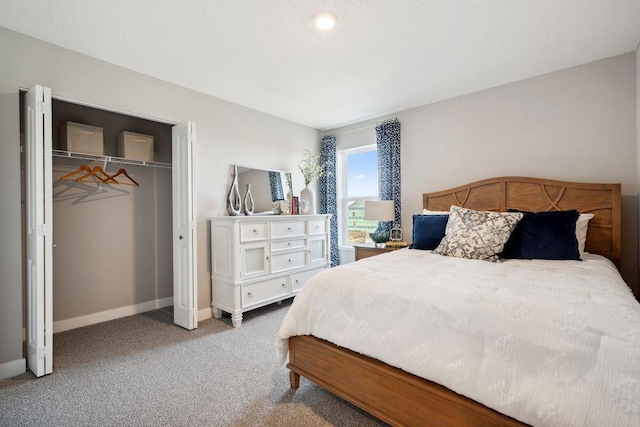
<box><xmin>288</xmin><ymin>336</ymin><xmax>526</xmax><ymax>427</ymax></box>
<box><xmin>354</xmin><ymin>245</ymin><xmax>400</xmax><ymax>261</ymax></box>
<box><xmin>287</xmin><ymin>177</ymin><xmax>622</xmax><ymax>427</ymax></box>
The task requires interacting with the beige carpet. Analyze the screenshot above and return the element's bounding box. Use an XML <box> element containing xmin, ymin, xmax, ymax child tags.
<box><xmin>0</xmin><ymin>300</ymin><xmax>386</xmax><ymax>426</ymax></box>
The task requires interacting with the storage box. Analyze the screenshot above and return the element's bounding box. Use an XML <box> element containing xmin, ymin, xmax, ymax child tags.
<box><xmin>117</xmin><ymin>131</ymin><xmax>155</xmax><ymax>162</ymax></box>
<box><xmin>60</xmin><ymin>122</ymin><xmax>104</xmax><ymax>155</ymax></box>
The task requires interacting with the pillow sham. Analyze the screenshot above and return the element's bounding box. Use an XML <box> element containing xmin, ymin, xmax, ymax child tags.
<box><xmin>410</xmin><ymin>214</ymin><xmax>449</xmax><ymax>250</ymax></box>
<box><xmin>501</xmin><ymin>210</ymin><xmax>580</xmax><ymax>260</ymax></box>
<box><xmin>422</xmin><ymin>209</ymin><xmax>449</xmax><ymax>215</ymax></box>
<box><xmin>576</xmin><ymin>213</ymin><xmax>595</xmax><ymax>259</ymax></box>
<box><xmin>433</xmin><ymin>206</ymin><xmax>523</xmax><ymax>262</ymax></box>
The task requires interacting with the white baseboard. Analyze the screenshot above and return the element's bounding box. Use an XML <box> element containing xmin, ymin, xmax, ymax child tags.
<box><xmin>0</xmin><ymin>358</ymin><xmax>26</xmax><ymax>380</ymax></box>
<box><xmin>52</xmin><ymin>296</ymin><xmax>174</xmax><ymax>334</ymax></box>
<box><xmin>198</xmin><ymin>307</ymin><xmax>213</xmax><ymax>322</ymax></box>
<box><xmin>20</xmin><ymin>297</ymin><xmax>213</xmax><ymax>338</ymax></box>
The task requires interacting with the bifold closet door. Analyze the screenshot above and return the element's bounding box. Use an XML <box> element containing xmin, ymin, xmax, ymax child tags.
<box><xmin>25</xmin><ymin>85</ymin><xmax>53</xmax><ymax>377</ymax></box>
<box><xmin>172</xmin><ymin>122</ymin><xmax>198</xmax><ymax>330</ymax></box>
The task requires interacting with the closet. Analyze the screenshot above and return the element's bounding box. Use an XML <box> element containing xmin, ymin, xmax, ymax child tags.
<box><xmin>23</xmin><ymin>85</ymin><xmax>197</xmax><ymax>377</ymax></box>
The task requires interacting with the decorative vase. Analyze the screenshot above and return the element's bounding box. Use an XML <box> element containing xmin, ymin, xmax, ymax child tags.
<box><xmin>299</xmin><ymin>184</ymin><xmax>316</xmax><ymax>215</ymax></box>
<box><xmin>226</xmin><ymin>165</ymin><xmax>242</xmax><ymax>216</ymax></box>
<box><xmin>243</xmin><ymin>184</ymin><xmax>254</xmax><ymax>215</ymax></box>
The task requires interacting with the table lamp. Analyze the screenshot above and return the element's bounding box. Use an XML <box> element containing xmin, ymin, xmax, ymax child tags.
<box><xmin>365</xmin><ymin>200</ymin><xmax>395</xmax><ymax>247</ymax></box>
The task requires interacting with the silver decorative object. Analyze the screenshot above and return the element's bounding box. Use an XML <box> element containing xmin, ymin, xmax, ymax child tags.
<box><xmin>226</xmin><ymin>165</ymin><xmax>242</xmax><ymax>216</ymax></box>
<box><xmin>243</xmin><ymin>183</ymin><xmax>254</xmax><ymax>215</ymax></box>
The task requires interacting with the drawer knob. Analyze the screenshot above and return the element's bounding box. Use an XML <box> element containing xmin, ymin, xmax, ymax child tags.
<box><xmin>295</xmin><ymin>279</ymin><xmax>300</xmax><ymax>284</ymax></box>
<box><xmin>287</xmin><ymin>227</ymin><xmax>292</xmax><ymax>231</ymax></box>
<box><xmin>281</xmin><ymin>283</ymin><xmax>286</xmax><ymax>288</ymax></box>
<box><xmin>247</xmin><ymin>292</ymin><xmax>253</xmax><ymax>298</ymax></box>
<box><xmin>252</xmin><ymin>229</ymin><xmax>258</xmax><ymax>235</ymax></box>
<box><xmin>315</xmin><ymin>225</ymin><xmax>319</xmax><ymax>229</ymax></box>
<box><xmin>266</xmin><ymin>255</ymin><xmax>270</xmax><ymax>261</ymax></box>
<box><xmin>287</xmin><ymin>242</ymin><xmax>292</xmax><ymax>246</ymax></box>
<box><xmin>288</xmin><ymin>259</ymin><xmax>292</xmax><ymax>263</ymax></box>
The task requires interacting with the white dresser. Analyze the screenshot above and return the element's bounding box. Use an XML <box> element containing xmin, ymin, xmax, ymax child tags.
<box><xmin>209</xmin><ymin>214</ymin><xmax>331</xmax><ymax>327</ymax></box>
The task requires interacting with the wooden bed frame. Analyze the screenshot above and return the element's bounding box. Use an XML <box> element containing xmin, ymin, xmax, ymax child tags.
<box><xmin>287</xmin><ymin>177</ymin><xmax>621</xmax><ymax>427</ymax></box>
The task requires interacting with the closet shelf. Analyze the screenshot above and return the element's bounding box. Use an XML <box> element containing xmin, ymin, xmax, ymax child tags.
<box><xmin>52</xmin><ymin>149</ymin><xmax>172</xmax><ymax>169</ymax></box>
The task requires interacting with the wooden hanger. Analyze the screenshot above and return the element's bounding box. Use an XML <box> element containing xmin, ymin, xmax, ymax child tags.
<box><xmin>60</xmin><ymin>164</ymin><xmax>92</xmax><ymax>181</ymax></box>
<box><xmin>75</xmin><ymin>166</ymin><xmax>118</xmax><ymax>184</ymax></box>
<box><xmin>106</xmin><ymin>168</ymin><xmax>140</xmax><ymax>187</ymax></box>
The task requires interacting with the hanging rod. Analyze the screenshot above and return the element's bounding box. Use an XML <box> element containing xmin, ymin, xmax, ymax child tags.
<box><xmin>51</xmin><ymin>149</ymin><xmax>172</xmax><ymax>169</ymax></box>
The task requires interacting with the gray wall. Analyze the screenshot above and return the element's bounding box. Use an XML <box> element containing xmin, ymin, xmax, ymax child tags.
<box><xmin>637</xmin><ymin>42</ymin><xmax>640</xmax><ymax>299</ymax></box>
<box><xmin>0</xmin><ymin>27</ymin><xmax>319</xmax><ymax>374</ymax></box>
<box><xmin>332</xmin><ymin>53</ymin><xmax>639</xmax><ymax>297</ymax></box>
<box><xmin>51</xmin><ymin>160</ymin><xmax>173</xmax><ymax>321</ymax></box>
<box><xmin>0</xmin><ymin>89</ymin><xmax>23</xmax><ymax>372</ymax></box>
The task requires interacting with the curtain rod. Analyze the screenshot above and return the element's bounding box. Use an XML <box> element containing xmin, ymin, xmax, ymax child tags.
<box><xmin>324</xmin><ymin>117</ymin><xmax>398</xmax><ymax>136</ymax></box>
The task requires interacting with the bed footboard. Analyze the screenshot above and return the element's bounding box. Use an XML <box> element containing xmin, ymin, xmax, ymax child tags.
<box><xmin>287</xmin><ymin>335</ymin><xmax>527</xmax><ymax>427</ymax></box>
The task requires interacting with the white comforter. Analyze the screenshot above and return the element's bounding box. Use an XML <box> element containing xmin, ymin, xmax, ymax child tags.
<box><xmin>278</xmin><ymin>249</ymin><xmax>640</xmax><ymax>427</ymax></box>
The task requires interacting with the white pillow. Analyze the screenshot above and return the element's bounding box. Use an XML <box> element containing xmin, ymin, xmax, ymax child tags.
<box><xmin>576</xmin><ymin>213</ymin><xmax>594</xmax><ymax>259</ymax></box>
<box><xmin>422</xmin><ymin>209</ymin><xmax>449</xmax><ymax>215</ymax></box>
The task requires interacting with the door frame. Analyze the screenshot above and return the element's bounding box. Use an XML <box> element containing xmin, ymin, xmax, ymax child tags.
<box><xmin>25</xmin><ymin>85</ymin><xmax>53</xmax><ymax>377</ymax></box>
<box><xmin>24</xmin><ymin>87</ymin><xmax>198</xmax><ymax>376</ymax></box>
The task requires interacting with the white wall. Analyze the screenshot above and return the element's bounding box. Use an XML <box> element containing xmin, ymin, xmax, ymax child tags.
<box><xmin>330</xmin><ymin>53</ymin><xmax>638</xmax><ymax>296</ymax></box>
<box><xmin>0</xmin><ymin>27</ymin><xmax>319</xmax><ymax>375</ymax></box>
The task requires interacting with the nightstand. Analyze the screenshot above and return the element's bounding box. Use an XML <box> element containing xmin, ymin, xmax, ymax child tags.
<box><xmin>354</xmin><ymin>244</ymin><xmax>402</xmax><ymax>261</ymax></box>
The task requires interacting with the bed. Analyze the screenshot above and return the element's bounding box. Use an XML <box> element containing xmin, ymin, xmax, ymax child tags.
<box><xmin>278</xmin><ymin>177</ymin><xmax>640</xmax><ymax>427</ymax></box>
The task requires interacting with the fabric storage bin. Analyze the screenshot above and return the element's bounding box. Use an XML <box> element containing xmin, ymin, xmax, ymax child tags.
<box><xmin>60</xmin><ymin>122</ymin><xmax>104</xmax><ymax>155</ymax></box>
<box><xmin>117</xmin><ymin>131</ymin><xmax>155</xmax><ymax>162</ymax></box>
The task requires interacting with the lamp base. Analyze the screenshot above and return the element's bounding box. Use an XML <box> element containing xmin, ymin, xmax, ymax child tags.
<box><xmin>369</xmin><ymin>231</ymin><xmax>389</xmax><ymax>247</ymax></box>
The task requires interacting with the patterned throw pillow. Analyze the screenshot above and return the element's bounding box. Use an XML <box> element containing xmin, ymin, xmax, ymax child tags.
<box><xmin>433</xmin><ymin>206</ymin><xmax>523</xmax><ymax>262</ymax></box>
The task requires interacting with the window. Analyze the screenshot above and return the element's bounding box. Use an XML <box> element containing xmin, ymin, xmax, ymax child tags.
<box><xmin>337</xmin><ymin>145</ymin><xmax>379</xmax><ymax>246</ymax></box>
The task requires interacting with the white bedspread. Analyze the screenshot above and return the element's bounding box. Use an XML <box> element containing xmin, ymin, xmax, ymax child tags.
<box><xmin>278</xmin><ymin>249</ymin><xmax>640</xmax><ymax>427</ymax></box>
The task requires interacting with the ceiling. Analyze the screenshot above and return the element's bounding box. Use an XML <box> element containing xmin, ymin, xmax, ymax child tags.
<box><xmin>1</xmin><ymin>1</ymin><xmax>639</xmax><ymax>130</ymax></box>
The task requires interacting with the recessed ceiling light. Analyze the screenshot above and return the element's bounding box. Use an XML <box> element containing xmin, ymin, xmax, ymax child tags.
<box><xmin>312</xmin><ymin>11</ymin><xmax>338</xmax><ymax>30</ymax></box>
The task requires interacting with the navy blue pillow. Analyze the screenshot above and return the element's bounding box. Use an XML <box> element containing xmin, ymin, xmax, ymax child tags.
<box><xmin>410</xmin><ymin>214</ymin><xmax>449</xmax><ymax>250</ymax></box>
<box><xmin>501</xmin><ymin>210</ymin><xmax>580</xmax><ymax>260</ymax></box>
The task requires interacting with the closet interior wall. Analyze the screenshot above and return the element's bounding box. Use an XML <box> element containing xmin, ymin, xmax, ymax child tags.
<box><xmin>20</xmin><ymin>93</ymin><xmax>174</xmax><ymax>328</ymax></box>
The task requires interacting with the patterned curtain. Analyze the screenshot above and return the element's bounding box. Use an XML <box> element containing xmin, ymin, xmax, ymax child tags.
<box><xmin>375</xmin><ymin>119</ymin><xmax>401</xmax><ymax>233</ymax></box>
<box><xmin>268</xmin><ymin>171</ymin><xmax>284</xmax><ymax>201</ymax></box>
<box><xmin>320</xmin><ymin>135</ymin><xmax>339</xmax><ymax>267</ymax></box>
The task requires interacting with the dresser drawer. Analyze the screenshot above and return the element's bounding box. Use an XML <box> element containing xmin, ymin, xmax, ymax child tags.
<box><xmin>240</xmin><ymin>222</ymin><xmax>268</xmax><ymax>242</ymax></box>
<box><xmin>271</xmin><ymin>238</ymin><xmax>306</xmax><ymax>252</ymax></box>
<box><xmin>271</xmin><ymin>250</ymin><xmax>306</xmax><ymax>273</ymax></box>
<box><xmin>241</xmin><ymin>276</ymin><xmax>289</xmax><ymax>308</ymax></box>
<box><xmin>308</xmin><ymin>219</ymin><xmax>326</xmax><ymax>235</ymax></box>
<box><xmin>292</xmin><ymin>267</ymin><xmax>325</xmax><ymax>292</ymax></box>
<box><xmin>271</xmin><ymin>221</ymin><xmax>306</xmax><ymax>239</ymax></box>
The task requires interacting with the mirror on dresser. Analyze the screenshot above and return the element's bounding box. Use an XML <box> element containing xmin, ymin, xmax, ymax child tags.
<box><xmin>236</xmin><ymin>165</ymin><xmax>293</xmax><ymax>214</ymax></box>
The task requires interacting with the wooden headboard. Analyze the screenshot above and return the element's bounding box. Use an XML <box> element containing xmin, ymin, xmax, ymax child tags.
<box><xmin>423</xmin><ymin>176</ymin><xmax>621</xmax><ymax>267</ymax></box>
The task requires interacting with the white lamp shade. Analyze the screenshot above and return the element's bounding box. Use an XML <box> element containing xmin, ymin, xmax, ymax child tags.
<box><xmin>365</xmin><ymin>200</ymin><xmax>395</xmax><ymax>221</ymax></box>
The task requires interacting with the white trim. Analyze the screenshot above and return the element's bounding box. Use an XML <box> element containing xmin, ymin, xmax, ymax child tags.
<box><xmin>198</xmin><ymin>307</ymin><xmax>213</xmax><ymax>322</ymax></box>
<box><xmin>19</xmin><ymin>87</ymin><xmax>178</xmax><ymax>125</ymax></box>
<box><xmin>52</xmin><ymin>297</ymin><xmax>174</xmax><ymax>334</ymax></box>
<box><xmin>337</xmin><ymin>145</ymin><xmax>378</xmax><ymax>246</ymax></box>
<box><xmin>0</xmin><ymin>358</ymin><xmax>26</xmax><ymax>380</ymax></box>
